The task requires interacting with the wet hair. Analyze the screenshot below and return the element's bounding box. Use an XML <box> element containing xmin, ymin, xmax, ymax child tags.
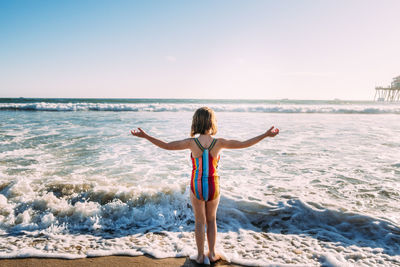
<box><xmin>190</xmin><ymin>107</ymin><xmax>218</xmax><ymax>137</ymax></box>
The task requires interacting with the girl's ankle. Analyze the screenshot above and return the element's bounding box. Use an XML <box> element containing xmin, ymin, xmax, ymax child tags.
<box><xmin>197</xmin><ymin>254</ymin><xmax>205</xmax><ymax>264</ymax></box>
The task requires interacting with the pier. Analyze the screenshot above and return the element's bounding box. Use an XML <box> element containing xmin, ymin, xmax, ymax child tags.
<box><xmin>375</xmin><ymin>75</ymin><xmax>400</xmax><ymax>101</ymax></box>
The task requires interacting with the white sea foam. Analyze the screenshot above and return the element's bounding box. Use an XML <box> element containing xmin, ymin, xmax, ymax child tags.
<box><xmin>1</xmin><ymin>108</ymin><xmax>400</xmax><ymax>265</ymax></box>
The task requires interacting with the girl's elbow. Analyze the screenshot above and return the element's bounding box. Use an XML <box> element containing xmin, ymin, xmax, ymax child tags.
<box><xmin>163</xmin><ymin>144</ymin><xmax>174</xmax><ymax>150</ymax></box>
<box><xmin>238</xmin><ymin>144</ymin><xmax>250</xmax><ymax>149</ymax></box>
<box><xmin>154</xmin><ymin>143</ymin><xmax>170</xmax><ymax>150</ymax></box>
<box><xmin>164</xmin><ymin>142</ymin><xmax>178</xmax><ymax>150</ymax></box>
<box><xmin>237</xmin><ymin>142</ymin><xmax>253</xmax><ymax>149</ymax></box>
<box><xmin>238</xmin><ymin>141</ymin><xmax>249</xmax><ymax>149</ymax></box>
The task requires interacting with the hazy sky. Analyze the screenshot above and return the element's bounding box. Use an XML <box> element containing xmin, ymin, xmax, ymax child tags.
<box><xmin>1</xmin><ymin>0</ymin><xmax>399</xmax><ymax>100</ymax></box>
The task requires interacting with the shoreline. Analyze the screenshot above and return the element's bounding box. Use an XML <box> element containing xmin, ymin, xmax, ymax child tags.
<box><xmin>0</xmin><ymin>255</ymin><xmax>239</xmax><ymax>267</ymax></box>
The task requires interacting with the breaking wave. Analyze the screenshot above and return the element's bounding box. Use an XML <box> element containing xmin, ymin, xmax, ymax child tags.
<box><xmin>1</xmin><ymin>102</ymin><xmax>400</xmax><ymax>114</ymax></box>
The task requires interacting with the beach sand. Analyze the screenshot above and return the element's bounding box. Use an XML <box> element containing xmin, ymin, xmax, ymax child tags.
<box><xmin>0</xmin><ymin>255</ymin><xmax>239</xmax><ymax>267</ymax></box>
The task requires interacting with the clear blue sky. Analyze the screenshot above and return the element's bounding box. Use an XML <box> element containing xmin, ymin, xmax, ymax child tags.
<box><xmin>1</xmin><ymin>0</ymin><xmax>399</xmax><ymax>100</ymax></box>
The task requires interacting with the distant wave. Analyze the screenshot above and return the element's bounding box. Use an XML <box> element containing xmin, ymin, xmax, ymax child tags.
<box><xmin>1</xmin><ymin>102</ymin><xmax>400</xmax><ymax>114</ymax></box>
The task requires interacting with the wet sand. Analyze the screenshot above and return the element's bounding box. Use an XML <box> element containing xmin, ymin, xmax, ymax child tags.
<box><xmin>0</xmin><ymin>255</ymin><xmax>239</xmax><ymax>267</ymax></box>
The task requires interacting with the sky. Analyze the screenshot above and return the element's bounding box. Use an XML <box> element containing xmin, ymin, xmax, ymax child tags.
<box><xmin>0</xmin><ymin>0</ymin><xmax>399</xmax><ymax>100</ymax></box>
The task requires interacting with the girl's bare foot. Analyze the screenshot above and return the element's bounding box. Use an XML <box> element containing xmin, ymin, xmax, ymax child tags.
<box><xmin>190</xmin><ymin>254</ymin><xmax>203</xmax><ymax>264</ymax></box>
<box><xmin>190</xmin><ymin>254</ymin><xmax>210</xmax><ymax>265</ymax></box>
<box><xmin>207</xmin><ymin>252</ymin><xmax>222</xmax><ymax>262</ymax></box>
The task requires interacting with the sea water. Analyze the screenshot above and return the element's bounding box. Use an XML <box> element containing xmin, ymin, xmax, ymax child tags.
<box><xmin>0</xmin><ymin>98</ymin><xmax>399</xmax><ymax>266</ymax></box>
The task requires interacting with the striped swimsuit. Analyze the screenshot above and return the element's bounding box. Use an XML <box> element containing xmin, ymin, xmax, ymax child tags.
<box><xmin>190</xmin><ymin>138</ymin><xmax>220</xmax><ymax>201</ymax></box>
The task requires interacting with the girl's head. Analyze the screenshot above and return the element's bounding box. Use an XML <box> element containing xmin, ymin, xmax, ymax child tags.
<box><xmin>191</xmin><ymin>107</ymin><xmax>217</xmax><ymax>137</ymax></box>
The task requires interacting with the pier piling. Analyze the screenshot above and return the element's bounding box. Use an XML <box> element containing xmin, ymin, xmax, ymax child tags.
<box><xmin>375</xmin><ymin>75</ymin><xmax>400</xmax><ymax>101</ymax></box>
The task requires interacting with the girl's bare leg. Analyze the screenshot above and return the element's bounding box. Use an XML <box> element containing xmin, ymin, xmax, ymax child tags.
<box><xmin>205</xmin><ymin>195</ymin><xmax>221</xmax><ymax>262</ymax></box>
<box><xmin>190</xmin><ymin>192</ymin><xmax>207</xmax><ymax>263</ymax></box>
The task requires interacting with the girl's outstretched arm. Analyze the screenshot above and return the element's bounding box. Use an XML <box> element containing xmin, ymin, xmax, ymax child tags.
<box><xmin>219</xmin><ymin>126</ymin><xmax>279</xmax><ymax>149</ymax></box>
<box><xmin>131</xmin><ymin>128</ymin><xmax>190</xmax><ymax>150</ymax></box>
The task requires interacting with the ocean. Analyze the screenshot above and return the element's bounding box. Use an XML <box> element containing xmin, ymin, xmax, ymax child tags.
<box><xmin>0</xmin><ymin>98</ymin><xmax>399</xmax><ymax>266</ymax></box>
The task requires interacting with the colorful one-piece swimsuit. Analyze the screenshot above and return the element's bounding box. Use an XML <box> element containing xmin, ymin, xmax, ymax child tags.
<box><xmin>190</xmin><ymin>138</ymin><xmax>220</xmax><ymax>201</ymax></box>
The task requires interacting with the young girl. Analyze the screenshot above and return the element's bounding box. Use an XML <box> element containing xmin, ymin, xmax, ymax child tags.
<box><xmin>131</xmin><ymin>107</ymin><xmax>279</xmax><ymax>264</ymax></box>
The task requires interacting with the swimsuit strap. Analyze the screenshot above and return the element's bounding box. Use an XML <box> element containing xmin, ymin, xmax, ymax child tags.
<box><xmin>194</xmin><ymin>138</ymin><xmax>205</xmax><ymax>151</ymax></box>
<box><xmin>194</xmin><ymin>138</ymin><xmax>217</xmax><ymax>151</ymax></box>
<box><xmin>208</xmin><ymin>138</ymin><xmax>217</xmax><ymax>151</ymax></box>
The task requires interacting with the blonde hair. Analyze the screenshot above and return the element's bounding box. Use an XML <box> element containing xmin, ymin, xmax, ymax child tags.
<box><xmin>190</xmin><ymin>107</ymin><xmax>218</xmax><ymax>137</ymax></box>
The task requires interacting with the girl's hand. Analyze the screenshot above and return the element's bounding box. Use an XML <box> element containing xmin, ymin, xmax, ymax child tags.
<box><xmin>131</xmin><ymin>128</ymin><xmax>148</xmax><ymax>138</ymax></box>
<box><xmin>266</xmin><ymin>126</ymin><xmax>279</xmax><ymax>137</ymax></box>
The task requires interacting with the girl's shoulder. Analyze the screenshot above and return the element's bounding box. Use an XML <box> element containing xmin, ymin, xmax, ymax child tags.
<box><xmin>211</xmin><ymin>137</ymin><xmax>225</xmax><ymax>149</ymax></box>
<box><xmin>213</xmin><ymin>137</ymin><xmax>224</xmax><ymax>143</ymax></box>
